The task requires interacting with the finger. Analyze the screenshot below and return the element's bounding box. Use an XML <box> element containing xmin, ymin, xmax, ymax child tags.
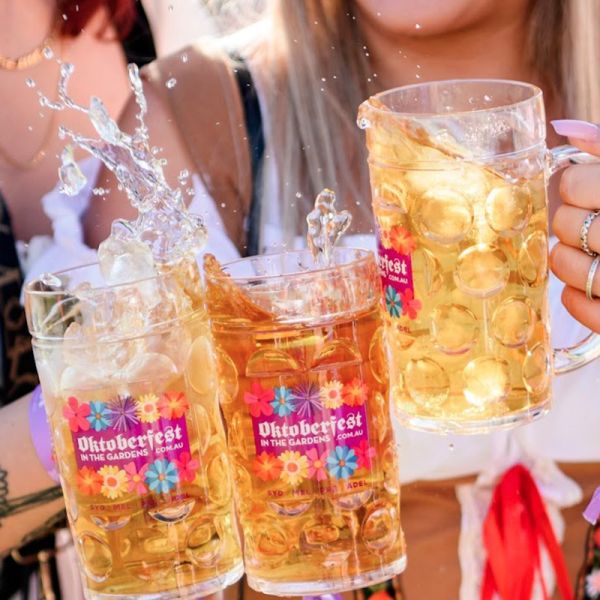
<box><xmin>562</xmin><ymin>286</ymin><xmax>600</xmax><ymax>333</ymax></box>
<box><xmin>551</xmin><ymin>120</ymin><xmax>600</xmax><ymax>155</ymax></box>
<box><xmin>550</xmin><ymin>243</ymin><xmax>600</xmax><ymax>296</ymax></box>
<box><xmin>558</xmin><ymin>163</ymin><xmax>600</xmax><ymax>210</ymax></box>
<box><xmin>553</xmin><ymin>204</ymin><xmax>600</xmax><ymax>254</ymax></box>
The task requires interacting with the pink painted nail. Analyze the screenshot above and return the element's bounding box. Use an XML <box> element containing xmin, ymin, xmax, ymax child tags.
<box><xmin>551</xmin><ymin>119</ymin><xmax>600</xmax><ymax>142</ymax></box>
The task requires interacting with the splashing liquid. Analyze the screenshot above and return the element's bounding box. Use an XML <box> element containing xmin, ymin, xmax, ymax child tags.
<box><xmin>305</xmin><ymin>188</ymin><xmax>352</xmax><ymax>266</ymax></box>
<box><xmin>42</xmin><ymin>62</ymin><xmax>207</xmax><ymax>277</ymax></box>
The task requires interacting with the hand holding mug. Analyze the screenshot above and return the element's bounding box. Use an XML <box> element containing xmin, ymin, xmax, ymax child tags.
<box><xmin>551</xmin><ymin>120</ymin><xmax>600</xmax><ymax>332</ymax></box>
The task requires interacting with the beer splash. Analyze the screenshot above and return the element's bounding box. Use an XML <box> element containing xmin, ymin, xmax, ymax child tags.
<box><xmin>42</xmin><ymin>62</ymin><xmax>206</xmax><ymax>273</ymax></box>
<box><xmin>306</xmin><ymin>188</ymin><xmax>352</xmax><ymax>267</ymax></box>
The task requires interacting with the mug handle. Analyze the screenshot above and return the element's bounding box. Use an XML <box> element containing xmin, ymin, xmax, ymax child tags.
<box><xmin>548</xmin><ymin>145</ymin><xmax>600</xmax><ymax>374</ymax></box>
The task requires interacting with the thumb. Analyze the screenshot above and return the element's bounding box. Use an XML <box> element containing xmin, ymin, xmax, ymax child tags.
<box><xmin>551</xmin><ymin>119</ymin><xmax>600</xmax><ymax>156</ymax></box>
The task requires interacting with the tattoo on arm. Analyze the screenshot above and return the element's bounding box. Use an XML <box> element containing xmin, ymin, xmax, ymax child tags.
<box><xmin>0</xmin><ymin>465</ymin><xmax>64</xmax><ymax>526</ymax></box>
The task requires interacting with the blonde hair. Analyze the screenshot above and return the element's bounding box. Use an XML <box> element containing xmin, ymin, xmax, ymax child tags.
<box><xmin>565</xmin><ymin>0</ymin><xmax>600</xmax><ymax>122</ymax></box>
<box><xmin>239</xmin><ymin>0</ymin><xmax>600</xmax><ymax>244</ymax></box>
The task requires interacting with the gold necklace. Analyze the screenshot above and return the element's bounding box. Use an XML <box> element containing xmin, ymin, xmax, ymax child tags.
<box><xmin>0</xmin><ymin>36</ymin><xmax>62</xmax><ymax>171</ymax></box>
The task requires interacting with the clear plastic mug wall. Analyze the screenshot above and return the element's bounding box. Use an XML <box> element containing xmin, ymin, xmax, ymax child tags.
<box><xmin>358</xmin><ymin>79</ymin><xmax>600</xmax><ymax>434</ymax></box>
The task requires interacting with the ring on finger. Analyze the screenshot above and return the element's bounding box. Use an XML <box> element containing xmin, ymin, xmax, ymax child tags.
<box><xmin>586</xmin><ymin>255</ymin><xmax>600</xmax><ymax>301</ymax></box>
<box><xmin>579</xmin><ymin>210</ymin><xmax>600</xmax><ymax>257</ymax></box>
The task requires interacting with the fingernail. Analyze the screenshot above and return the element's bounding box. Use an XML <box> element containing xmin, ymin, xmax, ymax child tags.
<box><xmin>551</xmin><ymin>119</ymin><xmax>600</xmax><ymax>141</ymax></box>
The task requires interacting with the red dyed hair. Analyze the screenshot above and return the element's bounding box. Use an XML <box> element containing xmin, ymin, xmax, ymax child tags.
<box><xmin>57</xmin><ymin>0</ymin><xmax>137</xmax><ymax>38</ymax></box>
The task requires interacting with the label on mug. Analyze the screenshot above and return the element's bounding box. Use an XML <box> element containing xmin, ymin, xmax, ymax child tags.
<box><xmin>376</xmin><ymin>225</ymin><xmax>421</xmax><ymax>320</ymax></box>
<box><xmin>244</xmin><ymin>379</ymin><xmax>376</xmax><ymax>485</ymax></box>
<box><xmin>64</xmin><ymin>392</ymin><xmax>196</xmax><ymax>499</ymax></box>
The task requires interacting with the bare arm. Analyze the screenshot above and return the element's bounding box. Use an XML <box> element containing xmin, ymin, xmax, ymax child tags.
<box><xmin>0</xmin><ymin>393</ymin><xmax>65</xmax><ymax>557</ymax></box>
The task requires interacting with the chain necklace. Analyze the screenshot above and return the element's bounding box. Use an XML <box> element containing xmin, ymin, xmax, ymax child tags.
<box><xmin>0</xmin><ymin>34</ymin><xmax>62</xmax><ymax>171</ymax></box>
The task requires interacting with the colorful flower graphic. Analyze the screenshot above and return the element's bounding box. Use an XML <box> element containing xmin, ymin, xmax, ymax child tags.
<box><xmin>279</xmin><ymin>450</ymin><xmax>308</xmax><ymax>486</ymax></box>
<box><xmin>175</xmin><ymin>452</ymin><xmax>200</xmax><ymax>484</ymax></box>
<box><xmin>87</xmin><ymin>401</ymin><xmax>112</xmax><ymax>432</ymax></box>
<box><xmin>380</xmin><ymin>228</ymin><xmax>393</xmax><ymax>250</ymax></box>
<box><xmin>327</xmin><ymin>446</ymin><xmax>359</xmax><ymax>480</ymax></box>
<box><xmin>63</xmin><ymin>396</ymin><xmax>91</xmax><ymax>433</ymax></box>
<box><xmin>400</xmin><ymin>288</ymin><xmax>422</xmax><ymax>320</ymax></box>
<box><xmin>158</xmin><ymin>391</ymin><xmax>189</xmax><ymax>420</ymax></box>
<box><xmin>107</xmin><ymin>395</ymin><xmax>139</xmax><ymax>431</ymax></box>
<box><xmin>292</xmin><ymin>383</ymin><xmax>322</xmax><ymax>418</ymax></box>
<box><xmin>124</xmin><ymin>462</ymin><xmax>148</xmax><ymax>495</ymax></box>
<box><xmin>354</xmin><ymin>440</ymin><xmax>377</xmax><ymax>470</ymax></box>
<box><xmin>145</xmin><ymin>459</ymin><xmax>179</xmax><ymax>494</ymax></box>
<box><xmin>244</xmin><ymin>381</ymin><xmax>275</xmax><ymax>418</ymax></box>
<box><xmin>342</xmin><ymin>378</ymin><xmax>369</xmax><ymax>406</ymax></box>
<box><xmin>270</xmin><ymin>386</ymin><xmax>296</xmax><ymax>417</ymax></box>
<box><xmin>390</xmin><ymin>225</ymin><xmax>416</xmax><ymax>255</ymax></box>
<box><xmin>252</xmin><ymin>451</ymin><xmax>283</xmax><ymax>482</ymax></box>
<box><xmin>98</xmin><ymin>465</ymin><xmax>128</xmax><ymax>499</ymax></box>
<box><xmin>320</xmin><ymin>380</ymin><xmax>344</xmax><ymax>409</ymax></box>
<box><xmin>306</xmin><ymin>448</ymin><xmax>329</xmax><ymax>481</ymax></box>
<box><xmin>586</xmin><ymin>568</ymin><xmax>600</xmax><ymax>598</ymax></box>
<box><xmin>137</xmin><ymin>393</ymin><xmax>160</xmax><ymax>423</ymax></box>
<box><xmin>77</xmin><ymin>466</ymin><xmax>102</xmax><ymax>496</ymax></box>
<box><xmin>385</xmin><ymin>285</ymin><xmax>402</xmax><ymax>318</ymax></box>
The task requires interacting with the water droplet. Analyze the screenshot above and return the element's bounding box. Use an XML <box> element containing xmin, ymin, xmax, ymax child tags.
<box><xmin>178</xmin><ymin>168</ymin><xmax>189</xmax><ymax>180</ymax></box>
<box><xmin>166</xmin><ymin>78</ymin><xmax>177</xmax><ymax>89</ymax></box>
<box><xmin>59</xmin><ymin>146</ymin><xmax>87</xmax><ymax>196</ymax></box>
<box><xmin>181</xmin><ymin>53</ymin><xmax>188</xmax><ymax>63</ymax></box>
<box><xmin>27</xmin><ymin>125</ymin><xmax>33</xmax><ymax>132</ymax></box>
<box><xmin>415</xmin><ymin>23</ymin><xmax>422</xmax><ymax>29</ymax></box>
<box><xmin>26</xmin><ymin>78</ymin><xmax>36</xmax><ymax>88</ymax></box>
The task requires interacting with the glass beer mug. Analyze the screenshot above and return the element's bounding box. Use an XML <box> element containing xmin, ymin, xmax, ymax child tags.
<box><xmin>358</xmin><ymin>79</ymin><xmax>600</xmax><ymax>434</ymax></box>
<box><xmin>25</xmin><ymin>263</ymin><xmax>243</xmax><ymax>599</ymax></box>
<box><xmin>204</xmin><ymin>249</ymin><xmax>406</xmax><ymax>595</ymax></box>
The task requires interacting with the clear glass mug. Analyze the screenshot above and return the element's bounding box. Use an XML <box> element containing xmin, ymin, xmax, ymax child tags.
<box><xmin>204</xmin><ymin>249</ymin><xmax>406</xmax><ymax>595</ymax></box>
<box><xmin>25</xmin><ymin>262</ymin><xmax>243</xmax><ymax>600</ymax></box>
<box><xmin>357</xmin><ymin>79</ymin><xmax>600</xmax><ymax>434</ymax></box>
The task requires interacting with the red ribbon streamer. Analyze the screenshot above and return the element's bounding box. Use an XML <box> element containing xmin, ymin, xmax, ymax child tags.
<box><xmin>481</xmin><ymin>464</ymin><xmax>574</xmax><ymax>600</ymax></box>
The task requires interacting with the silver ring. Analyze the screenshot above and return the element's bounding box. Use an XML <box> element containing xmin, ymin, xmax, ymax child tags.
<box><xmin>586</xmin><ymin>255</ymin><xmax>600</xmax><ymax>301</ymax></box>
<box><xmin>580</xmin><ymin>210</ymin><xmax>600</xmax><ymax>257</ymax></box>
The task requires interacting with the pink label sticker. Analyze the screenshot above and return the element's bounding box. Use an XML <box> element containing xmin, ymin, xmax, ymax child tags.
<box><xmin>245</xmin><ymin>380</ymin><xmax>376</xmax><ymax>484</ymax></box>
<box><xmin>376</xmin><ymin>227</ymin><xmax>421</xmax><ymax>320</ymax></box>
<box><xmin>63</xmin><ymin>393</ymin><xmax>196</xmax><ymax>499</ymax></box>
<box><xmin>72</xmin><ymin>416</ymin><xmax>190</xmax><ymax>471</ymax></box>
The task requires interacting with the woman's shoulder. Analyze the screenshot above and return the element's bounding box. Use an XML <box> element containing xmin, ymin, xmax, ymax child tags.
<box><xmin>142</xmin><ymin>42</ymin><xmax>250</xmax><ymax>174</ymax></box>
<box><xmin>141</xmin><ymin>43</ymin><xmax>252</xmax><ymax>249</ymax></box>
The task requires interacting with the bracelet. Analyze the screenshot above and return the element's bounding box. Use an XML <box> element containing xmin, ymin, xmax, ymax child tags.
<box><xmin>29</xmin><ymin>386</ymin><xmax>60</xmax><ymax>484</ymax></box>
